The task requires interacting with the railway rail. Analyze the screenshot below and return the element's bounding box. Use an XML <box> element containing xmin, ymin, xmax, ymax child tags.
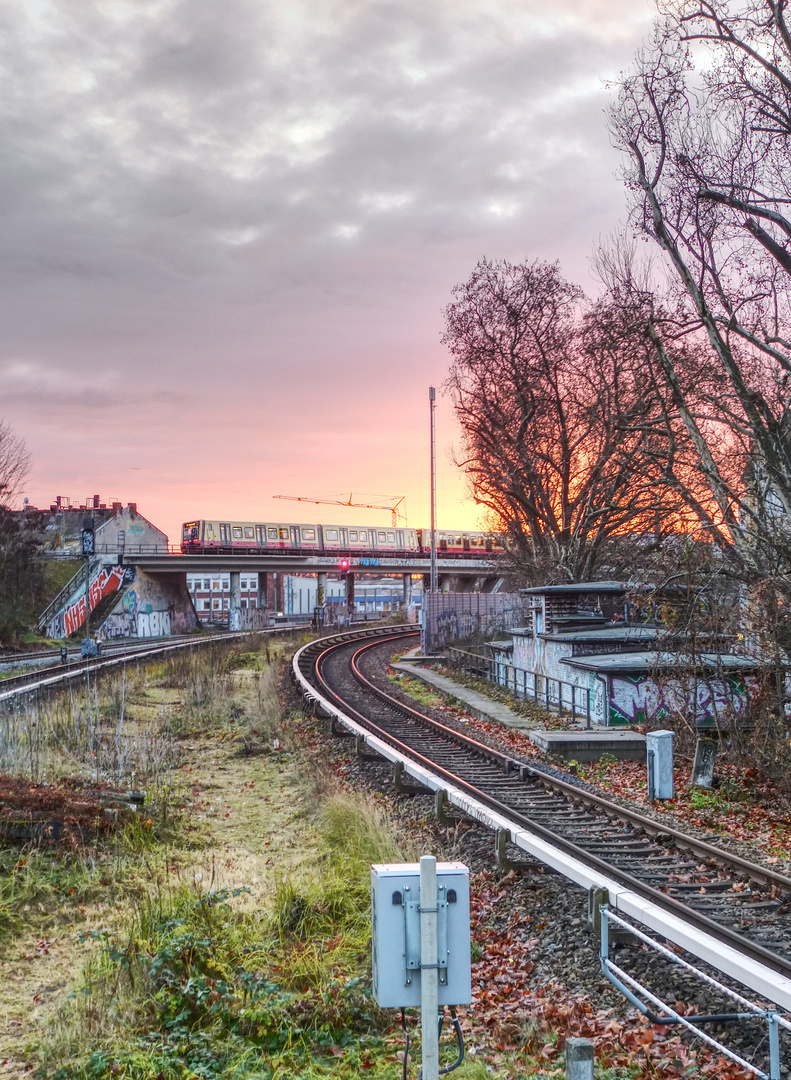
<box><xmin>0</xmin><ymin>625</ymin><xmax>303</xmax><ymax>704</ymax></box>
<box><xmin>292</xmin><ymin>625</ymin><xmax>791</xmax><ymax>1023</ymax></box>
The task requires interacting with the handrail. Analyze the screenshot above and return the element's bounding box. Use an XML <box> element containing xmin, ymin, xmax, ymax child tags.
<box><xmin>445</xmin><ymin>645</ymin><xmax>593</xmax><ymax>727</ymax></box>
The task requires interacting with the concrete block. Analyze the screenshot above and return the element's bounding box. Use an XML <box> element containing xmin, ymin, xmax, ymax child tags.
<box><xmin>565</xmin><ymin>1037</ymin><xmax>594</xmax><ymax>1080</ymax></box>
<box><xmin>528</xmin><ymin>730</ymin><xmax>646</xmax><ymax>763</ymax></box>
<box><xmin>691</xmin><ymin>737</ymin><xmax>717</xmax><ymax>789</ymax></box>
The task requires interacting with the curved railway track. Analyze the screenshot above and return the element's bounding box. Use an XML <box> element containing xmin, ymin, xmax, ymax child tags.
<box><xmin>294</xmin><ymin>625</ymin><xmax>791</xmax><ymax>1016</ymax></box>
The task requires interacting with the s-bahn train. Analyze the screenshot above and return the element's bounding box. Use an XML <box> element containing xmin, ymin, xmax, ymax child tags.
<box><xmin>181</xmin><ymin>519</ymin><xmax>503</xmax><ymax>557</ymax></box>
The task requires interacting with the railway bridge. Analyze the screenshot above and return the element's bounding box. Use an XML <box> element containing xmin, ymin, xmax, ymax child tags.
<box><xmin>38</xmin><ymin>546</ymin><xmax>505</xmax><ymax>640</ymax></box>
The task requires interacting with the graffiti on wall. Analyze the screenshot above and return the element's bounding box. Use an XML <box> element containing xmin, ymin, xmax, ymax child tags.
<box><xmin>424</xmin><ymin>594</ymin><xmax>527</xmax><ymax>650</ymax></box>
<box><xmin>609</xmin><ymin>673</ymin><xmax>750</xmax><ymax>726</ymax></box>
<box><xmin>48</xmin><ymin>565</ymin><xmax>135</xmax><ymax>638</ymax></box>
<box><xmin>136</xmin><ymin>610</ymin><xmax>172</xmax><ymax>637</ymax></box>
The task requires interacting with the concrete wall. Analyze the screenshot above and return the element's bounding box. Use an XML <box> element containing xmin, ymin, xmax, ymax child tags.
<box><xmin>423</xmin><ymin>593</ymin><xmax>527</xmax><ymax>651</ymax></box>
<box><xmin>609</xmin><ymin>673</ymin><xmax>752</xmax><ymax>726</ymax></box>
<box><xmin>100</xmin><ymin>569</ymin><xmax>198</xmax><ymax>640</ymax></box>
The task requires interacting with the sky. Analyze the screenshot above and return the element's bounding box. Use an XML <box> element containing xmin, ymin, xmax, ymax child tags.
<box><xmin>1</xmin><ymin>0</ymin><xmax>657</xmax><ymax>543</ymax></box>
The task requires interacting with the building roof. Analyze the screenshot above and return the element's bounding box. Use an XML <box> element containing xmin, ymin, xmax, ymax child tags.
<box><xmin>521</xmin><ymin>582</ymin><xmax>628</xmax><ymax>596</ymax></box>
<box><xmin>545</xmin><ymin>625</ymin><xmax>665</xmax><ymax>644</ymax></box>
<box><xmin>561</xmin><ymin>652</ymin><xmax>762</xmax><ymax>675</ymax></box>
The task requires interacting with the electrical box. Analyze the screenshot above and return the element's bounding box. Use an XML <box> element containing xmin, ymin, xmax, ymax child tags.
<box><xmin>647</xmin><ymin>729</ymin><xmax>674</xmax><ymax>800</ymax></box>
<box><xmin>371</xmin><ymin>862</ymin><xmax>471</xmax><ymax>1008</ymax></box>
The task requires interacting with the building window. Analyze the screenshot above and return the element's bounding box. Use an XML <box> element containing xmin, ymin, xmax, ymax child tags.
<box><xmin>201</xmin><ymin>600</ymin><xmax>210</xmax><ymax>611</ymax></box>
<box><xmin>212</xmin><ymin>580</ymin><xmax>221</xmax><ymax>591</ymax></box>
<box><xmin>212</xmin><ymin>599</ymin><xmax>221</xmax><ymax>610</ymax></box>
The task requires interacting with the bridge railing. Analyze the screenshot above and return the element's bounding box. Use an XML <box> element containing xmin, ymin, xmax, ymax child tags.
<box><xmin>445</xmin><ymin>646</ymin><xmax>593</xmax><ymax>728</ymax></box>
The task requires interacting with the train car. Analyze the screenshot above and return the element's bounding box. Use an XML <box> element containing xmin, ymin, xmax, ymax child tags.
<box><xmin>182</xmin><ymin>519</ymin><xmax>322</xmax><ymax>553</ymax></box>
<box><xmin>320</xmin><ymin>525</ymin><xmax>418</xmax><ymax>552</ymax></box>
<box><xmin>181</xmin><ymin>520</ymin><xmax>420</xmax><ymax>554</ymax></box>
<box><xmin>415</xmin><ymin>529</ymin><xmax>505</xmax><ymax>556</ymax></box>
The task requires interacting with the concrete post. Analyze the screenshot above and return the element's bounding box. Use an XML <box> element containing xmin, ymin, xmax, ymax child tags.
<box><xmin>402</xmin><ymin>573</ymin><xmax>410</xmax><ymax>614</ymax></box>
<box><xmin>565</xmin><ymin>1037</ymin><xmax>594</xmax><ymax>1080</ymax></box>
<box><xmin>317</xmin><ymin>572</ymin><xmax>326</xmax><ymax>609</ymax></box>
<box><xmin>229</xmin><ymin>571</ymin><xmax>241</xmax><ymax>631</ymax></box>
<box><xmin>420</xmin><ymin>855</ymin><xmax>439</xmax><ymax>1080</ymax></box>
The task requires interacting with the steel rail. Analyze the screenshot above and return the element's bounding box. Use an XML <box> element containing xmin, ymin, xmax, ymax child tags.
<box><xmin>0</xmin><ymin>625</ymin><xmax>304</xmax><ymax>704</ymax></box>
<box><xmin>352</xmin><ymin>644</ymin><xmax>791</xmax><ymax>893</ymax></box>
<box><xmin>293</xmin><ymin>627</ymin><xmax>791</xmax><ymax>1013</ymax></box>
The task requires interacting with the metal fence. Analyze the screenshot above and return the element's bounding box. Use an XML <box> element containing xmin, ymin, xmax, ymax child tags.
<box><xmin>445</xmin><ymin>646</ymin><xmax>593</xmax><ymax>727</ymax></box>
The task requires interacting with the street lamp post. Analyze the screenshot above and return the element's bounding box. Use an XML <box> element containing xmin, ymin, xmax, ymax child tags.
<box><xmin>429</xmin><ymin>386</ymin><xmax>438</xmax><ymax>595</ymax></box>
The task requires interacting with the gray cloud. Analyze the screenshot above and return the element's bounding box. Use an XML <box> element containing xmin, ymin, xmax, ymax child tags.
<box><xmin>0</xmin><ymin>0</ymin><xmax>655</xmax><ymax>528</ymax></box>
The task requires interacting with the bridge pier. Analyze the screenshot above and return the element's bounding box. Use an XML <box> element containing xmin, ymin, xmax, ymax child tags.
<box><xmin>345</xmin><ymin>572</ymin><xmax>355</xmax><ymax>624</ymax></box>
<box><xmin>402</xmin><ymin>573</ymin><xmax>410</xmax><ymax>614</ymax></box>
<box><xmin>317</xmin><ymin>572</ymin><xmax>326</xmax><ymax>610</ymax></box>
<box><xmin>229</xmin><ymin>571</ymin><xmax>241</xmax><ymax>630</ymax></box>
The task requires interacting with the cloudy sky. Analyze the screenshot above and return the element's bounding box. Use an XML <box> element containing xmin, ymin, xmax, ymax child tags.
<box><xmin>1</xmin><ymin>0</ymin><xmax>656</xmax><ymax>542</ymax></box>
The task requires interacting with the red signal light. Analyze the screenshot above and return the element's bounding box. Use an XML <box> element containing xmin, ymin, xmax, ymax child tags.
<box><xmin>340</xmin><ymin>559</ymin><xmax>349</xmax><ymax>570</ymax></box>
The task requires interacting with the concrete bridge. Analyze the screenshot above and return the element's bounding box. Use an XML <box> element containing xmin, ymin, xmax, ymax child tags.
<box><xmin>39</xmin><ymin>547</ymin><xmax>505</xmax><ymax>641</ymax></box>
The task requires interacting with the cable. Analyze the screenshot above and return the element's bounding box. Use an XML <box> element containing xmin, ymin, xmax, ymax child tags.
<box><xmin>401</xmin><ymin>1009</ymin><xmax>410</xmax><ymax>1080</ymax></box>
<box><xmin>439</xmin><ymin>1006</ymin><xmax>465</xmax><ymax>1076</ymax></box>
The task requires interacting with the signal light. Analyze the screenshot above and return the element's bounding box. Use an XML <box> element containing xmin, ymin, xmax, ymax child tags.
<box><xmin>340</xmin><ymin>559</ymin><xmax>349</xmax><ymax>570</ymax></box>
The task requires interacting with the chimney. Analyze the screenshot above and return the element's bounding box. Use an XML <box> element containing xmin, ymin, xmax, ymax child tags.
<box><xmin>112</xmin><ymin>502</ymin><xmax>122</xmax><ymax>512</ymax></box>
<box><xmin>127</xmin><ymin>502</ymin><xmax>137</xmax><ymax>514</ymax></box>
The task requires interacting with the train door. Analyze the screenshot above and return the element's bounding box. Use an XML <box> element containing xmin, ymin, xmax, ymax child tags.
<box><xmin>290</xmin><ymin>526</ymin><xmax>300</xmax><ymax>548</ymax></box>
<box><xmin>255</xmin><ymin>525</ymin><xmax>266</xmax><ymax>547</ymax></box>
<box><xmin>369</xmin><ymin>530</ymin><xmax>377</xmax><ymax>549</ymax></box>
<box><xmin>397</xmin><ymin>530</ymin><xmax>404</xmax><ymax>549</ymax></box>
<box><xmin>339</xmin><ymin>528</ymin><xmax>348</xmax><ymax>548</ymax></box>
<box><xmin>220</xmin><ymin>523</ymin><xmax>231</xmax><ymax>547</ymax></box>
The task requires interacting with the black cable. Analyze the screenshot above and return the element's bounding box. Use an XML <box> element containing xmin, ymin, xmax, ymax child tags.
<box><xmin>439</xmin><ymin>1006</ymin><xmax>465</xmax><ymax>1076</ymax></box>
<box><xmin>401</xmin><ymin>1008</ymin><xmax>409</xmax><ymax>1080</ymax></box>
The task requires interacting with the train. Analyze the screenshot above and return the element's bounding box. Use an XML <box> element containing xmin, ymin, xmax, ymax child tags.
<box><xmin>181</xmin><ymin>519</ymin><xmax>504</xmax><ymax>557</ymax></box>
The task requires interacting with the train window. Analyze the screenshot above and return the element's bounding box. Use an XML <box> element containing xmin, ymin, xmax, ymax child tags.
<box><xmin>349</xmin><ymin>530</ymin><xmax>358</xmax><ymax>542</ymax></box>
<box><xmin>244</xmin><ymin>527</ymin><xmax>254</xmax><ymax>539</ymax></box>
<box><xmin>387</xmin><ymin>532</ymin><xmax>395</xmax><ymax>543</ymax></box>
<box><xmin>377</xmin><ymin>531</ymin><xmax>387</xmax><ymax>542</ymax></box>
<box><xmin>278</xmin><ymin>528</ymin><xmax>288</xmax><ymax>540</ymax></box>
<box><xmin>232</xmin><ymin>527</ymin><xmax>243</xmax><ymax>539</ymax></box>
<box><xmin>302</xmin><ymin>528</ymin><xmax>316</xmax><ymax>541</ymax></box>
<box><xmin>359</xmin><ymin>531</ymin><xmax>367</xmax><ymax>542</ymax></box>
<box><xmin>326</xmin><ymin>529</ymin><xmax>338</xmax><ymax>541</ymax></box>
<box><xmin>267</xmin><ymin>528</ymin><xmax>278</xmax><ymax>540</ymax></box>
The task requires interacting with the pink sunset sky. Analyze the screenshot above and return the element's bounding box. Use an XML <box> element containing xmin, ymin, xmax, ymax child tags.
<box><xmin>1</xmin><ymin>0</ymin><xmax>656</xmax><ymax>544</ymax></box>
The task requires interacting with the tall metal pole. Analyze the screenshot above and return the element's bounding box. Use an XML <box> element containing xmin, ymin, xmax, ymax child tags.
<box><xmin>429</xmin><ymin>386</ymin><xmax>438</xmax><ymax>595</ymax></box>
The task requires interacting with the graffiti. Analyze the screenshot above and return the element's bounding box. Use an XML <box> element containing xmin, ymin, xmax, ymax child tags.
<box><xmin>62</xmin><ymin>565</ymin><xmax>127</xmax><ymax>637</ymax></box>
<box><xmin>102</xmin><ymin>613</ymin><xmax>132</xmax><ymax>639</ymax></box>
<box><xmin>122</xmin><ymin>590</ymin><xmax>138</xmax><ymax>615</ymax></box>
<box><xmin>609</xmin><ymin>674</ymin><xmax>749</xmax><ymax>726</ymax></box>
<box><xmin>136</xmin><ymin>610</ymin><xmax>172</xmax><ymax>638</ymax></box>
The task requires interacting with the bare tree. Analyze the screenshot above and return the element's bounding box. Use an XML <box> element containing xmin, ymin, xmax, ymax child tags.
<box><xmin>610</xmin><ymin>1</ymin><xmax>791</xmax><ymax>581</ymax></box>
<box><xmin>442</xmin><ymin>259</ymin><xmax>687</xmax><ymax>583</ymax></box>
<box><xmin>0</xmin><ymin>419</ymin><xmax>30</xmax><ymax>508</ymax></box>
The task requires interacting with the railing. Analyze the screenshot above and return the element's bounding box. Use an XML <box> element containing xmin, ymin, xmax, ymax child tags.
<box><xmin>445</xmin><ymin>646</ymin><xmax>593</xmax><ymax>727</ymax></box>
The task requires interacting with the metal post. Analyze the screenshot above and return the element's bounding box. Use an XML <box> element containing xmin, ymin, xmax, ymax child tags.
<box><xmin>420</xmin><ymin>854</ymin><xmax>439</xmax><ymax>1080</ymax></box>
<box><xmin>768</xmin><ymin>1012</ymin><xmax>780</xmax><ymax>1080</ymax></box>
<box><xmin>429</xmin><ymin>387</ymin><xmax>438</xmax><ymax>596</ymax></box>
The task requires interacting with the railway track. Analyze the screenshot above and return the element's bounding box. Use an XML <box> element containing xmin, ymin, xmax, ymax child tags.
<box><xmin>0</xmin><ymin>625</ymin><xmax>304</xmax><ymax>703</ymax></box>
<box><xmin>293</xmin><ymin>626</ymin><xmax>791</xmax><ymax>1019</ymax></box>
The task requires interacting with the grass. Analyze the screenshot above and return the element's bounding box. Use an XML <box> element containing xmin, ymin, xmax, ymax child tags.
<box><xmin>36</xmin><ymin>793</ymin><xmax>408</xmax><ymax>1080</ymax></box>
